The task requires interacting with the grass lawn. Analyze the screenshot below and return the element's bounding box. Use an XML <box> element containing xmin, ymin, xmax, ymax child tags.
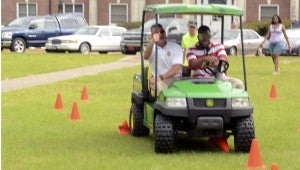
<box><xmin>2</xmin><ymin>55</ymin><xmax>300</xmax><ymax>169</ymax></box>
<box><xmin>1</xmin><ymin>50</ymin><xmax>124</xmax><ymax>80</ymax></box>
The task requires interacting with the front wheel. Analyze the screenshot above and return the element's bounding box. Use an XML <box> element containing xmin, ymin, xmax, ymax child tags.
<box><xmin>233</xmin><ymin>116</ymin><xmax>255</xmax><ymax>152</ymax></box>
<box><xmin>129</xmin><ymin>103</ymin><xmax>149</xmax><ymax>136</ymax></box>
<box><xmin>228</xmin><ymin>46</ymin><xmax>237</xmax><ymax>56</ymax></box>
<box><xmin>11</xmin><ymin>38</ymin><xmax>26</xmax><ymax>53</ymax></box>
<box><xmin>154</xmin><ymin>114</ymin><xmax>175</xmax><ymax>153</ymax></box>
<box><xmin>79</xmin><ymin>42</ymin><xmax>90</xmax><ymax>54</ymax></box>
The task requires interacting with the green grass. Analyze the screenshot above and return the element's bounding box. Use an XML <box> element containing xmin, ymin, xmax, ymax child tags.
<box><xmin>2</xmin><ymin>55</ymin><xmax>300</xmax><ymax>169</ymax></box>
<box><xmin>1</xmin><ymin>51</ymin><xmax>123</xmax><ymax>80</ymax></box>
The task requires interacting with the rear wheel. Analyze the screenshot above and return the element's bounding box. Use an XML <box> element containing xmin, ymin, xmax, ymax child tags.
<box><xmin>129</xmin><ymin>103</ymin><xmax>150</xmax><ymax>136</ymax></box>
<box><xmin>154</xmin><ymin>113</ymin><xmax>175</xmax><ymax>153</ymax></box>
<box><xmin>233</xmin><ymin>116</ymin><xmax>255</xmax><ymax>152</ymax></box>
<box><xmin>11</xmin><ymin>38</ymin><xmax>26</xmax><ymax>53</ymax></box>
<box><xmin>79</xmin><ymin>42</ymin><xmax>90</xmax><ymax>54</ymax></box>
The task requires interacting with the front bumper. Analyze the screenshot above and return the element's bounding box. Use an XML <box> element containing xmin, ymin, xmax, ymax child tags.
<box><xmin>120</xmin><ymin>41</ymin><xmax>141</xmax><ymax>52</ymax></box>
<box><xmin>154</xmin><ymin>98</ymin><xmax>253</xmax><ymax>125</ymax></box>
<box><xmin>1</xmin><ymin>40</ymin><xmax>12</xmax><ymax>48</ymax></box>
<box><xmin>45</xmin><ymin>43</ymin><xmax>79</xmax><ymax>51</ymax></box>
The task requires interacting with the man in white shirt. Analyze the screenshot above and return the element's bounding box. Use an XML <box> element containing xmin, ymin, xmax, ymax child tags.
<box><xmin>144</xmin><ymin>24</ymin><xmax>183</xmax><ymax>94</ymax></box>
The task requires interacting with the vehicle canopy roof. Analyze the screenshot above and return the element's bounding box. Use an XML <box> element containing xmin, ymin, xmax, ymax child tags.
<box><xmin>143</xmin><ymin>3</ymin><xmax>243</xmax><ymax>16</ymax></box>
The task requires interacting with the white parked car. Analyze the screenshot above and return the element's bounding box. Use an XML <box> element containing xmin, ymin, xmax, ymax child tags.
<box><xmin>45</xmin><ymin>25</ymin><xmax>127</xmax><ymax>54</ymax></box>
<box><xmin>212</xmin><ymin>29</ymin><xmax>264</xmax><ymax>56</ymax></box>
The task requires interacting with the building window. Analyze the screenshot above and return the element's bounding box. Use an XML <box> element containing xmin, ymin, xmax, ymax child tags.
<box><xmin>208</xmin><ymin>0</ymin><xmax>227</xmax><ymax>4</ymax></box>
<box><xmin>259</xmin><ymin>5</ymin><xmax>279</xmax><ymax>21</ymax></box>
<box><xmin>110</xmin><ymin>4</ymin><xmax>127</xmax><ymax>24</ymax></box>
<box><xmin>64</xmin><ymin>3</ymin><xmax>84</xmax><ymax>13</ymax></box>
<box><xmin>17</xmin><ymin>3</ymin><xmax>37</xmax><ymax>17</ymax></box>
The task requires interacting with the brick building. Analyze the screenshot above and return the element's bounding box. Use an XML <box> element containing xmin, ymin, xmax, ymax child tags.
<box><xmin>1</xmin><ymin>0</ymin><xmax>299</xmax><ymax>27</ymax></box>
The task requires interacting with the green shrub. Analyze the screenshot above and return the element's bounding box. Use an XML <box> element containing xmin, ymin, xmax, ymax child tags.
<box><xmin>117</xmin><ymin>22</ymin><xmax>141</xmax><ymax>29</ymax></box>
<box><xmin>244</xmin><ymin>19</ymin><xmax>291</xmax><ymax>36</ymax></box>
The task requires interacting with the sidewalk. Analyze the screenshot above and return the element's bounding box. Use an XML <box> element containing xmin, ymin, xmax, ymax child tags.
<box><xmin>1</xmin><ymin>55</ymin><xmax>140</xmax><ymax>93</ymax></box>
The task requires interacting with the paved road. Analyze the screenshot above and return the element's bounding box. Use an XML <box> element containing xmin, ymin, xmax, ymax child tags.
<box><xmin>2</xmin><ymin>55</ymin><xmax>140</xmax><ymax>93</ymax></box>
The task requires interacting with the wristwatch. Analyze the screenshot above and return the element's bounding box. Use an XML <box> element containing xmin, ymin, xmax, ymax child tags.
<box><xmin>159</xmin><ymin>75</ymin><xmax>164</xmax><ymax>80</ymax></box>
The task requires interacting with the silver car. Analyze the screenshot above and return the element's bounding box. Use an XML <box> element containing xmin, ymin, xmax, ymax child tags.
<box><xmin>212</xmin><ymin>29</ymin><xmax>264</xmax><ymax>56</ymax></box>
<box><xmin>262</xmin><ymin>28</ymin><xmax>300</xmax><ymax>56</ymax></box>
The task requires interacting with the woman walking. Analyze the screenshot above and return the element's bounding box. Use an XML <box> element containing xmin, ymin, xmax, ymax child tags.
<box><xmin>259</xmin><ymin>15</ymin><xmax>291</xmax><ymax>75</ymax></box>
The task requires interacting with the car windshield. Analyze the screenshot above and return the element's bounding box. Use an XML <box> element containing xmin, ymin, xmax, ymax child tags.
<box><xmin>74</xmin><ymin>27</ymin><xmax>99</xmax><ymax>35</ymax></box>
<box><xmin>8</xmin><ymin>17</ymin><xmax>33</xmax><ymax>27</ymax></box>
<box><xmin>212</xmin><ymin>30</ymin><xmax>240</xmax><ymax>40</ymax></box>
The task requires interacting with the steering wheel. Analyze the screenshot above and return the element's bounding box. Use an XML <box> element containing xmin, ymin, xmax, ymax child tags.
<box><xmin>204</xmin><ymin>59</ymin><xmax>229</xmax><ymax>77</ymax></box>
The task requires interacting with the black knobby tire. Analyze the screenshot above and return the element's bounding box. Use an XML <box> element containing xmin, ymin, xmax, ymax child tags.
<box><xmin>11</xmin><ymin>37</ymin><xmax>26</xmax><ymax>53</ymax></box>
<box><xmin>233</xmin><ymin>116</ymin><xmax>255</xmax><ymax>152</ymax></box>
<box><xmin>154</xmin><ymin>114</ymin><xmax>175</xmax><ymax>153</ymax></box>
<box><xmin>129</xmin><ymin>103</ymin><xmax>150</xmax><ymax>136</ymax></box>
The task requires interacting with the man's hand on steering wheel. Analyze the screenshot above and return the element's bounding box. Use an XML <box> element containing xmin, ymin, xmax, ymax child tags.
<box><xmin>204</xmin><ymin>58</ymin><xmax>229</xmax><ymax>76</ymax></box>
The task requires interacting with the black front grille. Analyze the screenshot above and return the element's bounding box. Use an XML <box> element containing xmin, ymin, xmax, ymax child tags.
<box><xmin>193</xmin><ymin>98</ymin><xmax>226</xmax><ymax>108</ymax></box>
<box><xmin>52</xmin><ymin>39</ymin><xmax>61</xmax><ymax>44</ymax></box>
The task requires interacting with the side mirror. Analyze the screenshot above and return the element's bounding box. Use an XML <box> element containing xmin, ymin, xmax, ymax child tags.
<box><xmin>29</xmin><ymin>23</ymin><xmax>37</xmax><ymax>29</ymax></box>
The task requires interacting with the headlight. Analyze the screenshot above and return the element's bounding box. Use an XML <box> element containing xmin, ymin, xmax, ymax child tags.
<box><xmin>62</xmin><ymin>40</ymin><xmax>77</xmax><ymax>43</ymax></box>
<box><xmin>232</xmin><ymin>98</ymin><xmax>250</xmax><ymax>107</ymax></box>
<box><xmin>1</xmin><ymin>32</ymin><xmax>13</xmax><ymax>39</ymax></box>
<box><xmin>165</xmin><ymin>98</ymin><xmax>186</xmax><ymax>108</ymax></box>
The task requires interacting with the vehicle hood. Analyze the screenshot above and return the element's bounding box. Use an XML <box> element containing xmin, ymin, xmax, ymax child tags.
<box><xmin>287</xmin><ymin>38</ymin><xmax>300</xmax><ymax>48</ymax></box>
<box><xmin>160</xmin><ymin>79</ymin><xmax>248</xmax><ymax>99</ymax></box>
<box><xmin>1</xmin><ymin>26</ymin><xmax>27</xmax><ymax>32</ymax></box>
<box><xmin>123</xmin><ymin>28</ymin><xmax>150</xmax><ymax>35</ymax></box>
<box><xmin>211</xmin><ymin>38</ymin><xmax>239</xmax><ymax>47</ymax></box>
<box><xmin>48</xmin><ymin>35</ymin><xmax>95</xmax><ymax>40</ymax></box>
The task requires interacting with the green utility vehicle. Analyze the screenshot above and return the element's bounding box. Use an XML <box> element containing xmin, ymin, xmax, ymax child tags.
<box><xmin>129</xmin><ymin>4</ymin><xmax>255</xmax><ymax>153</ymax></box>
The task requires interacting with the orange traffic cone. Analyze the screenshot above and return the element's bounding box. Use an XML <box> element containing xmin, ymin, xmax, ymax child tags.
<box><xmin>270</xmin><ymin>163</ymin><xmax>278</xmax><ymax>170</ymax></box>
<box><xmin>81</xmin><ymin>86</ymin><xmax>89</xmax><ymax>101</ymax></box>
<box><xmin>118</xmin><ymin>119</ymin><xmax>130</xmax><ymax>135</ymax></box>
<box><xmin>208</xmin><ymin>137</ymin><xmax>230</xmax><ymax>152</ymax></box>
<box><xmin>70</xmin><ymin>102</ymin><xmax>80</xmax><ymax>121</ymax></box>
<box><xmin>245</xmin><ymin>139</ymin><xmax>266</xmax><ymax>169</ymax></box>
<box><xmin>54</xmin><ymin>93</ymin><xmax>63</xmax><ymax>110</ymax></box>
<box><xmin>269</xmin><ymin>84</ymin><xmax>277</xmax><ymax>99</ymax></box>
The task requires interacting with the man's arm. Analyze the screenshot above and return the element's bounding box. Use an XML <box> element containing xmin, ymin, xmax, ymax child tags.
<box><xmin>144</xmin><ymin>33</ymin><xmax>159</xmax><ymax>60</ymax></box>
<box><xmin>161</xmin><ymin>64</ymin><xmax>182</xmax><ymax>80</ymax></box>
<box><xmin>190</xmin><ymin>56</ymin><xmax>218</xmax><ymax>69</ymax></box>
<box><xmin>144</xmin><ymin>40</ymin><xmax>155</xmax><ymax>60</ymax></box>
<box><xmin>150</xmin><ymin>64</ymin><xmax>182</xmax><ymax>84</ymax></box>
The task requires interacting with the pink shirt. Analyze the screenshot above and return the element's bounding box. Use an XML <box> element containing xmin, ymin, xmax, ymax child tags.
<box><xmin>269</xmin><ymin>24</ymin><xmax>283</xmax><ymax>43</ymax></box>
